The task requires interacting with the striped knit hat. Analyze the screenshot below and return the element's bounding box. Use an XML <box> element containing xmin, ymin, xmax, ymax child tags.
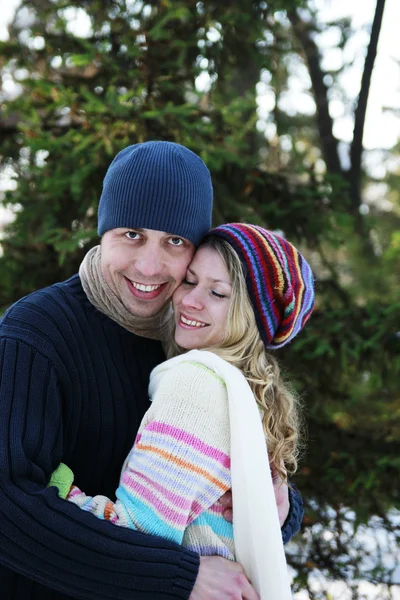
<box><xmin>98</xmin><ymin>141</ymin><xmax>213</xmax><ymax>245</ymax></box>
<box><xmin>210</xmin><ymin>223</ymin><xmax>315</xmax><ymax>349</ymax></box>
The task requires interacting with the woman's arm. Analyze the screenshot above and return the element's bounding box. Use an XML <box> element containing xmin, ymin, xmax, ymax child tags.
<box><xmin>51</xmin><ymin>360</ymin><xmax>232</xmax><ymax>548</ymax></box>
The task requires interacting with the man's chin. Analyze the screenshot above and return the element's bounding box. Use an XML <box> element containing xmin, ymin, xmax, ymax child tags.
<box><xmin>124</xmin><ymin>296</ymin><xmax>170</xmax><ymax>318</ymax></box>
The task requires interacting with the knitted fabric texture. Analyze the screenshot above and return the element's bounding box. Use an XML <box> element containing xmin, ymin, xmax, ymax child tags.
<box><xmin>79</xmin><ymin>245</ymin><xmax>173</xmax><ymax>342</ymax></box>
<box><xmin>49</xmin><ymin>463</ymin><xmax>74</xmax><ymax>499</ymax></box>
<box><xmin>210</xmin><ymin>223</ymin><xmax>315</xmax><ymax>348</ymax></box>
<box><xmin>0</xmin><ymin>274</ymin><xmax>200</xmax><ymax>600</ymax></box>
<box><xmin>64</xmin><ymin>360</ymin><xmax>235</xmax><ymax>560</ymax></box>
<box><xmin>98</xmin><ymin>141</ymin><xmax>213</xmax><ymax>245</ymax></box>
<box><xmin>60</xmin><ymin>350</ymin><xmax>292</xmax><ymax>599</ymax></box>
<box><xmin>0</xmin><ymin>273</ymin><xmax>303</xmax><ymax>600</ymax></box>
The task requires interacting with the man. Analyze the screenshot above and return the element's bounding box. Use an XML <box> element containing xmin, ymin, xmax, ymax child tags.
<box><xmin>0</xmin><ymin>141</ymin><xmax>303</xmax><ymax>599</ymax></box>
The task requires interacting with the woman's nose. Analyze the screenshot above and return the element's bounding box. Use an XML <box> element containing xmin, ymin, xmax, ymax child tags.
<box><xmin>181</xmin><ymin>288</ymin><xmax>204</xmax><ymax>310</ymax></box>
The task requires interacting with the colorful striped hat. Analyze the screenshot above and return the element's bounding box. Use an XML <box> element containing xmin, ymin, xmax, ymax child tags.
<box><xmin>210</xmin><ymin>223</ymin><xmax>315</xmax><ymax>349</ymax></box>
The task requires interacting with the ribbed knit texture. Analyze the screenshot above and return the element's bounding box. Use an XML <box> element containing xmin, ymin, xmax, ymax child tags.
<box><xmin>0</xmin><ymin>275</ymin><xmax>200</xmax><ymax>600</ymax></box>
<box><xmin>61</xmin><ymin>361</ymin><xmax>234</xmax><ymax>559</ymax></box>
<box><xmin>210</xmin><ymin>223</ymin><xmax>315</xmax><ymax>348</ymax></box>
<box><xmin>62</xmin><ymin>361</ymin><xmax>235</xmax><ymax>560</ymax></box>
<box><xmin>0</xmin><ymin>274</ymin><xmax>304</xmax><ymax>599</ymax></box>
<box><xmin>97</xmin><ymin>142</ymin><xmax>213</xmax><ymax>245</ymax></box>
<box><xmin>284</xmin><ymin>484</ymin><xmax>304</xmax><ymax>544</ymax></box>
<box><xmin>79</xmin><ymin>245</ymin><xmax>172</xmax><ymax>341</ymax></box>
<box><xmin>53</xmin><ymin>358</ymin><xmax>302</xmax><ymax>571</ymax></box>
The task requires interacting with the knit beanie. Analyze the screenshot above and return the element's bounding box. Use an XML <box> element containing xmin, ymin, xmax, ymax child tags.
<box><xmin>210</xmin><ymin>223</ymin><xmax>315</xmax><ymax>349</ymax></box>
<box><xmin>97</xmin><ymin>141</ymin><xmax>213</xmax><ymax>246</ymax></box>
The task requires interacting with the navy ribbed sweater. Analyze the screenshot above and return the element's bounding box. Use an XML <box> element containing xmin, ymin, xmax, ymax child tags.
<box><xmin>0</xmin><ymin>274</ymin><xmax>303</xmax><ymax>599</ymax></box>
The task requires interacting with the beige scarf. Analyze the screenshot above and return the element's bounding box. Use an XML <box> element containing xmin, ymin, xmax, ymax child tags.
<box><xmin>79</xmin><ymin>246</ymin><xmax>173</xmax><ymax>342</ymax></box>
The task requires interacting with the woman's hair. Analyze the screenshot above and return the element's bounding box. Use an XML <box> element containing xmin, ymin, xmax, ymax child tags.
<box><xmin>168</xmin><ymin>235</ymin><xmax>304</xmax><ymax>484</ymax></box>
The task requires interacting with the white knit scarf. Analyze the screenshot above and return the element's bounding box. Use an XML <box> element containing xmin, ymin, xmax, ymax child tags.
<box><xmin>79</xmin><ymin>245</ymin><xmax>173</xmax><ymax>342</ymax></box>
<box><xmin>149</xmin><ymin>349</ymin><xmax>292</xmax><ymax>600</ymax></box>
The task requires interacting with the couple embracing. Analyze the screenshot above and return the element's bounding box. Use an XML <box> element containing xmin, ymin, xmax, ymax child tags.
<box><xmin>0</xmin><ymin>141</ymin><xmax>314</xmax><ymax>600</ymax></box>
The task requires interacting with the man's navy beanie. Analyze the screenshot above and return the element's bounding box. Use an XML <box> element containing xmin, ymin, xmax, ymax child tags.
<box><xmin>97</xmin><ymin>141</ymin><xmax>213</xmax><ymax>246</ymax></box>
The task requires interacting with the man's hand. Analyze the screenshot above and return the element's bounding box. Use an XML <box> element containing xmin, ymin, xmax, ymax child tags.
<box><xmin>189</xmin><ymin>556</ymin><xmax>259</xmax><ymax>600</ymax></box>
<box><xmin>220</xmin><ymin>461</ymin><xmax>290</xmax><ymax>527</ymax></box>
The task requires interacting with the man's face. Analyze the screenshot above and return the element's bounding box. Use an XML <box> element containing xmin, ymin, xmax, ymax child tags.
<box><xmin>101</xmin><ymin>228</ymin><xmax>195</xmax><ymax>317</ymax></box>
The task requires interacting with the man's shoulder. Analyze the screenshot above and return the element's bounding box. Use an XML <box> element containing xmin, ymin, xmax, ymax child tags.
<box><xmin>1</xmin><ymin>275</ymin><xmax>164</xmax><ymax>355</ymax></box>
<box><xmin>1</xmin><ymin>274</ymin><xmax>84</xmax><ymax>321</ymax></box>
<box><xmin>0</xmin><ymin>274</ymin><xmax>93</xmax><ymax>345</ymax></box>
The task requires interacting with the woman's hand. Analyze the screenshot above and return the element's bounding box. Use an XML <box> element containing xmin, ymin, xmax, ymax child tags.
<box><xmin>220</xmin><ymin>461</ymin><xmax>289</xmax><ymax>527</ymax></box>
<box><xmin>219</xmin><ymin>490</ymin><xmax>233</xmax><ymax>522</ymax></box>
<box><xmin>270</xmin><ymin>461</ymin><xmax>290</xmax><ymax>526</ymax></box>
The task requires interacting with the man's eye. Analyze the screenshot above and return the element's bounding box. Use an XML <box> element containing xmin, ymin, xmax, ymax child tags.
<box><xmin>125</xmin><ymin>231</ymin><xmax>140</xmax><ymax>240</ymax></box>
<box><xmin>168</xmin><ymin>237</ymin><xmax>184</xmax><ymax>246</ymax></box>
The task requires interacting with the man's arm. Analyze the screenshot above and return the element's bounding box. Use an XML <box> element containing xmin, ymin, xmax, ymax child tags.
<box><xmin>0</xmin><ymin>335</ymin><xmax>261</xmax><ymax>600</ymax></box>
<box><xmin>281</xmin><ymin>484</ymin><xmax>304</xmax><ymax>544</ymax></box>
<box><xmin>0</xmin><ymin>336</ymin><xmax>199</xmax><ymax>599</ymax></box>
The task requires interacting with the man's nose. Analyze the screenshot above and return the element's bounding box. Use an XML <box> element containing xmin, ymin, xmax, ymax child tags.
<box><xmin>134</xmin><ymin>248</ymin><xmax>164</xmax><ymax>278</ymax></box>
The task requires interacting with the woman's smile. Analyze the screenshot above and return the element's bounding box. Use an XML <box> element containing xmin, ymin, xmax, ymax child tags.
<box><xmin>173</xmin><ymin>246</ymin><xmax>232</xmax><ymax>350</ymax></box>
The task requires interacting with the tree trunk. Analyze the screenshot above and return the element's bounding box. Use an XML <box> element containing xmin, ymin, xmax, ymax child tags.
<box><xmin>349</xmin><ymin>0</ymin><xmax>386</xmax><ymax>213</ymax></box>
<box><xmin>288</xmin><ymin>10</ymin><xmax>342</xmax><ymax>177</ymax></box>
<box><xmin>289</xmin><ymin>1</ymin><xmax>386</xmax><ymax>251</ymax></box>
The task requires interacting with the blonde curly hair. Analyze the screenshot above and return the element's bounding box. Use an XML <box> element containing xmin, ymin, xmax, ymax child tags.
<box><xmin>168</xmin><ymin>236</ymin><xmax>304</xmax><ymax>484</ymax></box>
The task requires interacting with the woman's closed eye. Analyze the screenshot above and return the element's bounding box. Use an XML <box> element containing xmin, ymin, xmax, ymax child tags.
<box><xmin>182</xmin><ymin>279</ymin><xmax>228</xmax><ymax>299</ymax></box>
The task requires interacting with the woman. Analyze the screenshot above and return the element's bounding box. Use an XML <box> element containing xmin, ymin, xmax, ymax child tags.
<box><xmin>50</xmin><ymin>223</ymin><xmax>314</xmax><ymax>599</ymax></box>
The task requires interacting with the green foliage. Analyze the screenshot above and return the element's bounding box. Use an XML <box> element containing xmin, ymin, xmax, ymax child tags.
<box><xmin>0</xmin><ymin>1</ymin><xmax>398</xmax><ymax>597</ymax></box>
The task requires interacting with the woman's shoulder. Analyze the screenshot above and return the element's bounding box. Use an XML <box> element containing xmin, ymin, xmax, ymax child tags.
<box><xmin>179</xmin><ymin>357</ymin><xmax>226</xmax><ymax>386</ymax></box>
<box><xmin>146</xmin><ymin>354</ymin><xmax>230</xmax><ymax>445</ymax></box>
<box><xmin>160</xmin><ymin>350</ymin><xmax>226</xmax><ymax>386</ymax></box>
<box><xmin>150</xmin><ymin>351</ymin><xmax>228</xmax><ymax>409</ymax></box>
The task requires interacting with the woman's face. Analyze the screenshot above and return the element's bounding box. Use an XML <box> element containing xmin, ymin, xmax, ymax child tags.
<box><xmin>172</xmin><ymin>245</ymin><xmax>232</xmax><ymax>350</ymax></box>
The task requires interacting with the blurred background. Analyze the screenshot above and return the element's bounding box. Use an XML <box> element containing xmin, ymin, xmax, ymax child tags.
<box><xmin>0</xmin><ymin>1</ymin><xmax>399</xmax><ymax>598</ymax></box>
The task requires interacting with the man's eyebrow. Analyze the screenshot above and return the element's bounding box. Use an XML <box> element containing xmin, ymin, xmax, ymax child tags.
<box><xmin>187</xmin><ymin>267</ymin><xmax>231</xmax><ymax>285</ymax></box>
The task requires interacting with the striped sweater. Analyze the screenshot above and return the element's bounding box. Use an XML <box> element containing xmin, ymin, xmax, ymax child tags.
<box><xmin>61</xmin><ymin>359</ymin><xmax>236</xmax><ymax>559</ymax></box>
